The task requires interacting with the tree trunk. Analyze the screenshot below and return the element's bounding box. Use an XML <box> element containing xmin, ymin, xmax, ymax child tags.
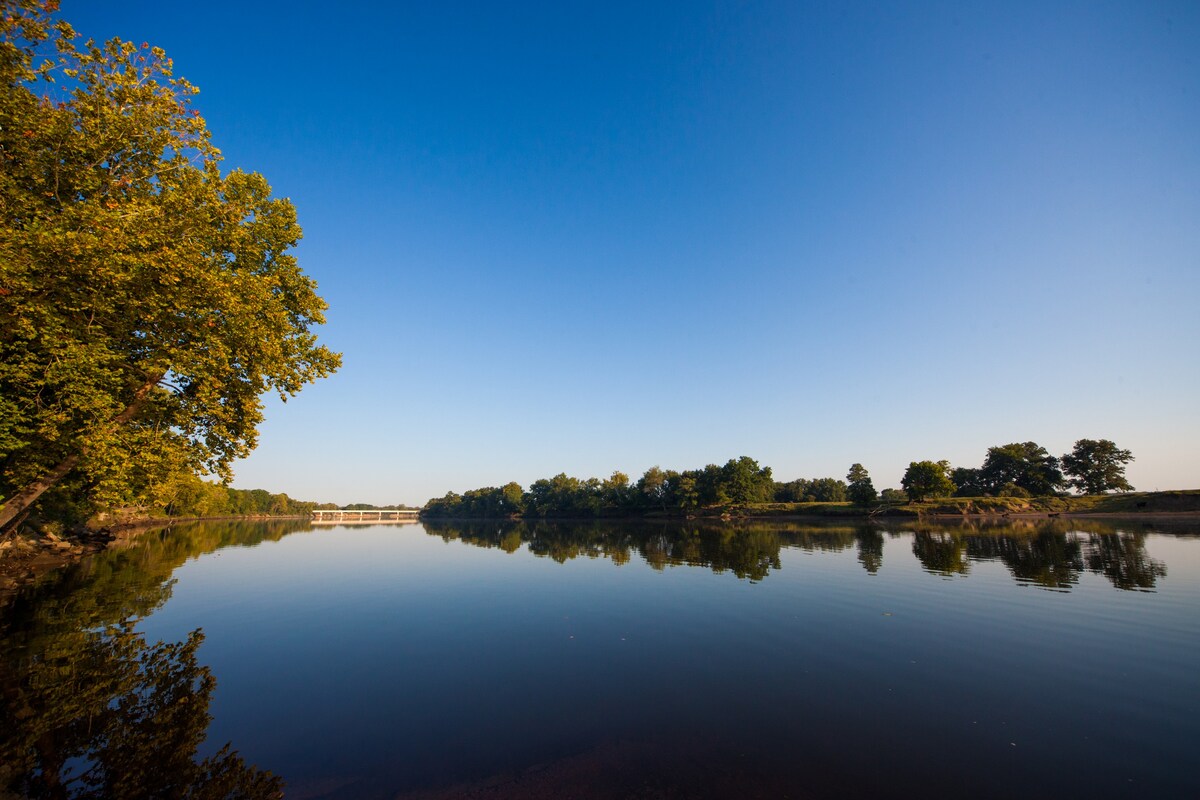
<box><xmin>0</xmin><ymin>375</ymin><xmax>163</xmax><ymax>533</ymax></box>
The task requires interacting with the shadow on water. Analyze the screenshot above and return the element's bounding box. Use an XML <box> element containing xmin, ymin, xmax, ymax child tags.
<box><xmin>0</xmin><ymin>520</ymin><xmax>309</xmax><ymax>798</ymax></box>
<box><xmin>422</xmin><ymin>517</ymin><xmax>1171</xmax><ymax>592</ymax></box>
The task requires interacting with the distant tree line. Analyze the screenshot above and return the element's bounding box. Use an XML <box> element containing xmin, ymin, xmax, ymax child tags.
<box><xmin>423</xmin><ymin>439</ymin><xmax>1135</xmax><ymax>519</ymax></box>
<box><xmin>19</xmin><ymin>469</ymin><xmax>321</xmax><ymax>530</ymax></box>
<box><xmin>902</xmin><ymin>439</ymin><xmax>1134</xmax><ymax>502</ymax></box>
<box><xmin>26</xmin><ymin>470</ymin><xmax>321</xmax><ymax>526</ymax></box>
<box><xmin>149</xmin><ymin>473</ymin><xmax>318</xmax><ymax>519</ymax></box>
<box><xmin>423</xmin><ymin>456</ymin><xmax>780</xmax><ymax>519</ymax></box>
<box><xmin>424</xmin><ymin>457</ymin><xmax>881</xmax><ymax>518</ymax></box>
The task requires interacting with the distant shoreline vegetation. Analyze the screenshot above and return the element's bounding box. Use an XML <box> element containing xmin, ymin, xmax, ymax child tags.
<box><xmin>89</xmin><ymin>477</ymin><xmax>322</xmax><ymax>526</ymax></box>
<box><xmin>421</xmin><ymin>440</ymin><xmax>1157</xmax><ymax>520</ymax></box>
<box><xmin>86</xmin><ymin>494</ymin><xmax>424</xmax><ymax>533</ymax></box>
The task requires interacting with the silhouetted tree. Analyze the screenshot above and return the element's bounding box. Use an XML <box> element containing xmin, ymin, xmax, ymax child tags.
<box><xmin>846</xmin><ymin>464</ymin><xmax>877</xmax><ymax>505</ymax></box>
<box><xmin>979</xmin><ymin>442</ymin><xmax>1064</xmax><ymax>495</ymax></box>
<box><xmin>1062</xmin><ymin>439</ymin><xmax>1134</xmax><ymax>494</ymax></box>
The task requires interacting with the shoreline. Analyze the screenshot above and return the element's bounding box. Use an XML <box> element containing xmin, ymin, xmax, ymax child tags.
<box><xmin>0</xmin><ymin>514</ymin><xmax>309</xmax><ymax>603</ymax></box>
<box><xmin>4</xmin><ymin>503</ymin><xmax>1198</xmax><ymax>603</ymax></box>
<box><xmin>418</xmin><ymin>509</ymin><xmax>1200</xmax><ymax>524</ymax></box>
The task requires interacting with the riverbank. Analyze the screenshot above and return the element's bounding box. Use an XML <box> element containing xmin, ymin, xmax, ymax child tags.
<box><xmin>736</xmin><ymin>489</ymin><xmax>1200</xmax><ymax>519</ymax></box>
<box><xmin>420</xmin><ymin>489</ymin><xmax>1200</xmax><ymax>523</ymax></box>
<box><xmin>6</xmin><ymin>491</ymin><xmax>1197</xmax><ymax>601</ymax></box>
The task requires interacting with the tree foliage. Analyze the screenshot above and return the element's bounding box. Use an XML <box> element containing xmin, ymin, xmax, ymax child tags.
<box><xmin>979</xmin><ymin>442</ymin><xmax>1064</xmax><ymax>496</ymax></box>
<box><xmin>950</xmin><ymin>467</ymin><xmax>987</xmax><ymax>498</ymax></box>
<box><xmin>154</xmin><ymin>476</ymin><xmax>317</xmax><ymax>518</ymax></box>
<box><xmin>419</xmin><ymin>438</ymin><xmax>1142</xmax><ymax>519</ymax></box>
<box><xmin>422</xmin><ymin>457</ymin><xmax>776</xmax><ymax>518</ymax></box>
<box><xmin>1061</xmin><ymin>439</ymin><xmax>1134</xmax><ymax>494</ymax></box>
<box><xmin>901</xmin><ymin>460</ymin><xmax>956</xmax><ymax>502</ymax></box>
<box><xmin>774</xmin><ymin>476</ymin><xmax>848</xmax><ymax>503</ymax></box>
<box><xmin>423</xmin><ymin>482</ymin><xmax>526</xmax><ymax>519</ymax></box>
<box><xmin>0</xmin><ymin>1</ymin><xmax>339</xmax><ymax>530</ymax></box>
<box><xmin>720</xmin><ymin>456</ymin><xmax>775</xmax><ymax>504</ymax></box>
<box><xmin>952</xmin><ymin>442</ymin><xmax>1064</xmax><ymax>497</ymax></box>
<box><xmin>845</xmin><ymin>463</ymin><xmax>877</xmax><ymax>506</ymax></box>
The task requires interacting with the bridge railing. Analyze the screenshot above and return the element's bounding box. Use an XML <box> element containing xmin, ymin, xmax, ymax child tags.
<box><xmin>310</xmin><ymin>509</ymin><xmax>420</xmax><ymax>523</ymax></box>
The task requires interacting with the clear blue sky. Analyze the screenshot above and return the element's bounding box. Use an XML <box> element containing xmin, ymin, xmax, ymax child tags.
<box><xmin>69</xmin><ymin>1</ymin><xmax>1199</xmax><ymax>504</ymax></box>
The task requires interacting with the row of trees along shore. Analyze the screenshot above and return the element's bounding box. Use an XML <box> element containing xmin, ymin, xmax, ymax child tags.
<box><xmin>422</xmin><ymin>440</ymin><xmax>1135</xmax><ymax>519</ymax></box>
<box><xmin>26</xmin><ymin>470</ymin><xmax>321</xmax><ymax>532</ymax></box>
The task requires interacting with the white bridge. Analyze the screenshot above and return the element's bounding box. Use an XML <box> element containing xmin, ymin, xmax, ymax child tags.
<box><xmin>310</xmin><ymin>508</ymin><xmax>420</xmax><ymax>524</ymax></box>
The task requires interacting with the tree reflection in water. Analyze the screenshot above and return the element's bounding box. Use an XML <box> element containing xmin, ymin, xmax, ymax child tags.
<box><xmin>912</xmin><ymin>530</ymin><xmax>971</xmax><ymax>577</ymax></box>
<box><xmin>1</xmin><ymin>628</ymin><xmax>282</xmax><ymax>799</ymax></box>
<box><xmin>854</xmin><ymin>527</ymin><xmax>885</xmax><ymax>575</ymax></box>
<box><xmin>424</xmin><ymin>518</ymin><xmax>1170</xmax><ymax>592</ymax></box>
<box><xmin>1085</xmin><ymin>531</ymin><xmax>1168</xmax><ymax>591</ymax></box>
<box><xmin>963</xmin><ymin>530</ymin><xmax>1084</xmax><ymax>589</ymax></box>
<box><xmin>910</xmin><ymin>520</ymin><xmax>1168</xmax><ymax>592</ymax></box>
<box><xmin>0</xmin><ymin>520</ymin><xmax>307</xmax><ymax>799</ymax></box>
<box><xmin>426</xmin><ymin>520</ymin><xmax>792</xmax><ymax>582</ymax></box>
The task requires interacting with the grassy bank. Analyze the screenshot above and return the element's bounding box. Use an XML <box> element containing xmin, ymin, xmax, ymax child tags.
<box><xmin>724</xmin><ymin>490</ymin><xmax>1200</xmax><ymax>518</ymax></box>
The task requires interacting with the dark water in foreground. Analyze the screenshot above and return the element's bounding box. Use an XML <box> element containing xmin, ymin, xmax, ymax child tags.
<box><xmin>2</xmin><ymin>518</ymin><xmax>1199</xmax><ymax>799</ymax></box>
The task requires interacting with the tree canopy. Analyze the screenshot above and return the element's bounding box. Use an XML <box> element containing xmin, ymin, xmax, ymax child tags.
<box><xmin>420</xmin><ymin>438</ymin><xmax>1143</xmax><ymax>520</ymax></box>
<box><xmin>845</xmin><ymin>463</ymin><xmax>877</xmax><ymax>505</ymax></box>
<box><xmin>950</xmin><ymin>442</ymin><xmax>1066</xmax><ymax>497</ymax></box>
<box><xmin>901</xmin><ymin>460</ymin><xmax>956</xmax><ymax>502</ymax></box>
<box><xmin>422</xmin><ymin>457</ymin><xmax>777</xmax><ymax>519</ymax></box>
<box><xmin>0</xmin><ymin>2</ymin><xmax>339</xmax><ymax>531</ymax></box>
<box><xmin>1061</xmin><ymin>439</ymin><xmax>1134</xmax><ymax>494</ymax></box>
<box><xmin>978</xmin><ymin>442</ymin><xmax>1064</xmax><ymax>496</ymax></box>
<box><xmin>774</xmin><ymin>476</ymin><xmax>848</xmax><ymax>503</ymax></box>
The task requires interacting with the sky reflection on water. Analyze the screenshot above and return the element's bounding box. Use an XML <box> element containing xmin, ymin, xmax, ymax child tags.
<box><xmin>3</xmin><ymin>518</ymin><xmax>1199</xmax><ymax>799</ymax></box>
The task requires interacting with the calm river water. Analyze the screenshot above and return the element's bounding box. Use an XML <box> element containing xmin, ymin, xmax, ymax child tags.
<box><xmin>2</xmin><ymin>518</ymin><xmax>1199</xmax><ymax>799</ymax></box>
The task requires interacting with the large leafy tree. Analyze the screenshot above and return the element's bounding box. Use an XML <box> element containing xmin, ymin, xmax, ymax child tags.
<box><xmin>979</xmin><ymin>441</ymin><xmax>1064</xmax><ymax>496</ymax></box>
<box><xmin>720</xmin><ymin>456</ymin><xmax>774</xmax><ymax>504</ymax></box>
<box><xmin>0</xmin><ymin>2</ymin><xmax>340</xmax><ymax>531</ymax></box>
<box><xmin>634</xmin><ymin>465</ymin><xmax>667</xmax><ymax>510</ymax></box>
<box><xmin>1061</xmin><ymin>439</ymin><xmax>1134</xmax><ymax>494</ymax></box>
<box><xmin>950</xmin><ymin>466</ymin><xmax>987</xmax><ymax>497</ymax></box>
<box><xmin>901</xmin><ymin>460</ymin><xmax>956</xmax><ymax>502</ymax></box>
<box><xmin>846</xmin><ymin>463</ymin><xmax>876</xmax><ymax>505</ymax></box>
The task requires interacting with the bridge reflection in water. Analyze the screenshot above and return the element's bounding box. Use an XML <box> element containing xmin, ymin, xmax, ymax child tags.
<box><xmin>310</xmin><ymin>509</ymin><xmax>419</xmax><ymax>524</ymax></box>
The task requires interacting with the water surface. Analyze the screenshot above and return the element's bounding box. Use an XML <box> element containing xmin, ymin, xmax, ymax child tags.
<box><xmin>3</xmin><ymin>518</ymin><xmax>1198</xmax><ymax>798</ymax></box>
